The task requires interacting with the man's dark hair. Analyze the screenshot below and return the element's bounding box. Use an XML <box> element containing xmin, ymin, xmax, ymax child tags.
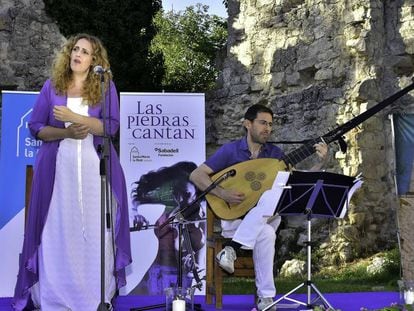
<box><xmin>244</xmin><ymin>104</ymin><xmax>274</xmax><ymax>121</ymax></box>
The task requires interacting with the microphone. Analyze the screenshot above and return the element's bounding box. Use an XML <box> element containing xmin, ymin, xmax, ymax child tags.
<box><xmin>205</xmin><ymin>169</ymin><xmax>236</xmax><ymax>194</ymax></box>
<box><xmin>93</xmin><ymin>65</ymin><xmax>111</xmax><ymax>74</ymax></box>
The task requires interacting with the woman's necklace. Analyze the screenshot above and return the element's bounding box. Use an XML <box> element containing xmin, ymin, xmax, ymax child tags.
<box><xmin>249</xmin><ymin>144</ymin><xmax>262</xmax><ymax>159</ymax></box>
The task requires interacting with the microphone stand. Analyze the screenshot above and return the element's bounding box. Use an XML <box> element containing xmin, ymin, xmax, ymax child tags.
<box><xmin>97</xmin><ymin>71</ymin><xmax>112</xmax><ymax>311</ymax></box>
<box><xmin>130</xmin><ymin>169</ymin><xmax>236</xmax><ymax>311</ymax></box>
<box><xmin>160</xmin><ymin>168</ymin><xmax>236</xmax><ymax>231</ymax></box>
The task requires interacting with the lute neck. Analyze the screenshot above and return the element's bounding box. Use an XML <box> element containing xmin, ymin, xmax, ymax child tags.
<box><xmin>278</xmin><ymin>80</ymin><xmax>414</xmax><ymax>168</ymax></box>
<box><xmin>282</xmin><ymin>136</ymin><xmax>333</xmax><ymax>167</ymax></box>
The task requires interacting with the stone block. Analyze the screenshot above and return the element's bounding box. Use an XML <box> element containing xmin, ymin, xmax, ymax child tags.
<box><xmin>314</xmin><ymin>68</ymin><xmax>333</xmax><ymax>80</ymax></box>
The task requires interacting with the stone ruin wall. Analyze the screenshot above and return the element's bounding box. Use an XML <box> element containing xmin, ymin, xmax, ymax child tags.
<box><xmin>1</xmin><ymin>0</ymin><xmax>414</xmax><ymax>270</ymax></box>
<box><xmin>207</xmin><ymin>0</ymin><xmax>414</xmax><ymax>268</ymax></box>
<box><xmin>0</xmin><ymin>0</ymin><xmax>64</xmax><ymax>91</ymax></box>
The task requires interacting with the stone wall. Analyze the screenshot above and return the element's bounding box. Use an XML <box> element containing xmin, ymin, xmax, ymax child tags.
<box><xmin>207</xmin><ymin>0</ymin><xmax>414</xmax><ymax>269</ymax></box>
<box><xmin>0</xmin><ymin>0</ymin><xmax>64</xmax><ymax>160</ymax></box>
<box><xmin>0</xmin><ymin>0</ymin><xmax>64</xmax><ymax>92</ymax></box>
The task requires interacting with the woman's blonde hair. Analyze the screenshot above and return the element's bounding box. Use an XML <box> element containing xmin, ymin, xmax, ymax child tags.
<box><xmin>51</xmin><ymin>33</ymin><xmax>112</xmax><ymax>106</ymax></box>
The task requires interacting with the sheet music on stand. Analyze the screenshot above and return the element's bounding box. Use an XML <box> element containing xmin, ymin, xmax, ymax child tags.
<box><xmin>275</xmin><ymin>170</ymin><xmax>363</xmax><ymax>219</ymax></box>
<box><xmin>264</xmin><ymin>170</ymin><xmax>363</xmax><ymax>311</ymax></box>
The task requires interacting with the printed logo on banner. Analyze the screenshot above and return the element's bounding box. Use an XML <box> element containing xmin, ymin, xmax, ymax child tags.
<box><xmin>17</xmin><ymin>108</ymin><xmax>42</xmax><ymax>158</ymax></box>
<box><xmin>129</xmin><ymin>146</ymin><xmax>151</xmax><ymax>162</ymax></box>
<box><xmin>154</xmin><ymin>146</ymin><xmax>179</xmax><ymax>157</ymax></box>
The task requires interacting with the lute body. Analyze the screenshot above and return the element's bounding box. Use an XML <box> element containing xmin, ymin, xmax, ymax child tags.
<box><xmin>205</xmin><ymin>158</ymin><xmax>289</xmax><ymax>219</ymax></box>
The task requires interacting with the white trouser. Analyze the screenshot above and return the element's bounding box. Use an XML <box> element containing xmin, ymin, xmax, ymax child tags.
<box><xmin>221</xmin><ymin>189</ymin><xmax>282</xmax><ymax>298</ymax></box>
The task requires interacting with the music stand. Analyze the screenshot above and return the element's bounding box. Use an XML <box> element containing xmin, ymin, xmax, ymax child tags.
<box><xmin>264</xmin><ymin>170</ymin><xmax>362</xmax><ymax>311</ymax></box>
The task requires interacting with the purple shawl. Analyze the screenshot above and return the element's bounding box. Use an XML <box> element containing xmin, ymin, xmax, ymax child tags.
<box><xmin>12</xmin><ymin>79</ymin><xmax>132</xmax><ymax>310</ymax></box>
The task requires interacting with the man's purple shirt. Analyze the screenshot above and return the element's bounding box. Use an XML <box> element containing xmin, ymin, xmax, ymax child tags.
<box><xmin>205</xmin><ymin>137</ymin><xmax>285</xmax><ymax>173</ymax></box>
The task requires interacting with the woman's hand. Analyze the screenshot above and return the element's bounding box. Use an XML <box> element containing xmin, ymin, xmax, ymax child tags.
<box><xmin>53</xmin><ymin>106</ymin><xmax>78</xmax><ymax>123</ymax></box>
<box><xmin>53</xmin><ymin>106</ymin><xmax>103</xmax><ymax>137</ymax></box>
<box><xmin>66</xmin><ymin>123</ymin><xmax>90</xmax><ymax>140</ymax></box>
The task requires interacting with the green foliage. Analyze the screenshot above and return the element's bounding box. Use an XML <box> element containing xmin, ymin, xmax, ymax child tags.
<box><xmin>315</xmin><ymin>248</ymin><xmax>400</xmax><ymax>288</ymax></box>
<box><xmin>43</xmin><ymin>0</ymin><xmax>164</xmax><ymax>91</ymax></box>
<box><xmin>43</xmin><ymin>1</ymin><xmax>228</xmax><ymax>92</ymax></box>
<box><xmin>150</xmin><ymin>4</ymin><xmax>227</xmax><ymax>92</ymax></box>
<box><xmin>224</xmin><ymin>248</ymin><xmax>401</xmax><ymax>294</ymax></box>
<box><xmin>362</xmin><ymin>303</ymin><xmax>413</xmax><ymax>311</ymax></box>
<box><xmin>223</xmin><ymin>276</ymin><xmax>394</xmax><ymax>295</ymax></box>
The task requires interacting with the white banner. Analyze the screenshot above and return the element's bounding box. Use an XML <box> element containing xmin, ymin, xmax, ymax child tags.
<box><xmin>119</xmin><ymin>93</ymin><xmax>206</xmax><ymax>296</ymax></box>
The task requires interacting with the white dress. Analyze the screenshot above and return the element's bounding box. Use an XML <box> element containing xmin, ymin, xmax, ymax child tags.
<box><xmin>32</xmin><ymin>98</ymin><xmax>116</xmax><ymax>311</ymax></box>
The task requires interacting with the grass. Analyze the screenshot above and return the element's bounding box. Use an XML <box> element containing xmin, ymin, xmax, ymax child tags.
<box><xmin>223</xmin><ymin>248</ymin><xmax>401</xmax><ymax>295</ymax></box>
<box><xmin>223</xmin><ymin>277</ymin><xmax>398</xmax><ymax>294</ymax></box>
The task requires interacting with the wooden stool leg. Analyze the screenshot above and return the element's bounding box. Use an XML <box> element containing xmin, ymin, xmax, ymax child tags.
<box><xmin>205</xmin><ymin>241</ymin><xmax>214</xmax><ymax>304</ymax></box>
<box><xmin>215</xmin><ymin>239</ymin><xmax>223</xmax><ymax>309</ymax></box>
<box><xmin>206</xmin><ymin>207</ymin><xmax>217</xmax><ymax>306</ymax></box>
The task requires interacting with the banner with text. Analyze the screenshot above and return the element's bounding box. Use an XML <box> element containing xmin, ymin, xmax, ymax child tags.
<box><xmin>0</xmin><ymin>91</ymin><xmax>40</xmax><ymax>296</ymax></box>
<box><xmin>119</xmin><ymin>93</ymin><xmax>206</xmax><ymax>296</ymax></box>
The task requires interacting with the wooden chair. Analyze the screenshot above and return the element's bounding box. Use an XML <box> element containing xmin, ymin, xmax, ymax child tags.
<box><xmin>205</xmin><ymin>207</ymin><xmax>255</xmax><ymax>309</ymax></box>
<box><xmin>25</xmin><ymin>165</ymin><xmax>33</xmax><ymax>226</ymax></box>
